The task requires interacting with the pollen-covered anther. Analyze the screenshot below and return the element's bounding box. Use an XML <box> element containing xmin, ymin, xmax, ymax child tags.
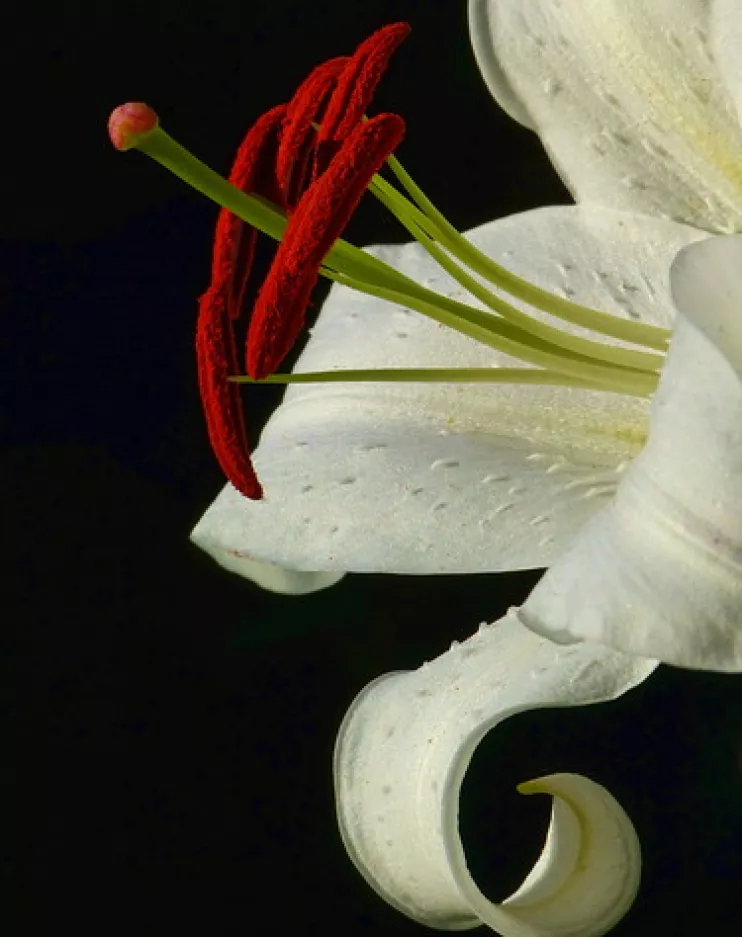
<box><xmin>108</xmin><ymin>102</ymin><xmax>159</xmax><ymax>151</ymax></box>
<box><xmin>195</xmin><ymin>104</ymin><xmax>290</xmax><ymax>500</ymax></box>
<box><xmin>276</xmin><ymin>56</ymin><xmax>348</xmax><ymax>209</ymax></box>
<box><xmin>197</xmin><ymin>287</ymin><xmax>263</xmax><ymax>500</ymax></box>
<box><xmin>246</xmin><ymin>112</ymin><xmax>406</xmax><ymax>380</ymax></box>
<box><xmin>316</xmin><ymin>22</ymin><xmax>411</xmax><ymax>171</ymax></box>
<box><xmin>110</xmin><ymin>25</ymin><xmax>411</xmax><ymax>500</ymax></box>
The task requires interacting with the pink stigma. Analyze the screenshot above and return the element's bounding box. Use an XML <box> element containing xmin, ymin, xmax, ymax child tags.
<box><xmin>108</xmin><ymin>103</ymin><xmax>159</xmax><ymax>151</ymax></box>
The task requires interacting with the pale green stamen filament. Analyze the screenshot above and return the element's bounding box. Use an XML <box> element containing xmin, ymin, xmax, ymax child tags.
<box><xmin>321</xmin><ymin>269</ymin><xmax>657</xmax><ymax>397</ymax></box>
<box><xmin>368</xmin><ymin>176</ymin><xmax>664</xmax><ymax>373</ymax></box>
<box><xmin>384</xmin><ymin>154</ymin><xmax>671</xmax><ymax>350</ymax></box>
<box><xmin>230</xmin><ymin>367</ymin><xmax>613</xmax><ymax>391</ymax></box>
<box><xmin>133</xmin><ymin>124</ymin><xmax>666</xmax><ymax>398</ymax></box>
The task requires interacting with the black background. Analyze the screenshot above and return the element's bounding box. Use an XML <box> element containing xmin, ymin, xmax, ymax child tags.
<box><xmin>6</xmin><ymin>1</ymin><xmax>742</xmax><ymax>933</ymax></box>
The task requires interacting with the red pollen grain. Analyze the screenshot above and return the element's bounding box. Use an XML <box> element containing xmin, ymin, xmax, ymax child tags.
<box><xmin>246</xmin><ymin>112</ymin><xmax>406</xmax><ymax>381</ymax></box>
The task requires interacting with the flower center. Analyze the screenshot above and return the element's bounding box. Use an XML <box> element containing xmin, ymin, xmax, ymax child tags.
<box><xmin>109</xmin><ymin>23</ymin><xmax>670</xmax><ymax>499</ymax></box>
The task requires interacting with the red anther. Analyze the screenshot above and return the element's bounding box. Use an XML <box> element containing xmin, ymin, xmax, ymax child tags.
<box><xmin>212</xmin><ymin>104</ymin><xmax>287</xmax><ymax>321</ymax></box>
<box><xmin>196</xmin><ymin>104</ymin><xmax>286</xmax><ymax>500</ymax></box>
<box><xmin>315</xmin><ymin>23</ymin><xmax>410</xmax><ymax>171</ymax></box>
<box><xmin>196</xmin><ymin>24</ymin><xmax>410</xmax><ymax>497</ymax></box>
<box><xmin>276</xmin><ymin>56</ymin><xmax>348</xmax><ymax>210</ymax></box>
<box><xmin>197</xmin><ymin>287</ymin><xmax>263</xmax><ymax>500</ymax></box>
<box><xmin>108</xmin><ymin>102</ymin><xmax>159</xmax><ymax>151</ymax></box>
<box><xmin>246</xmin><ymin>112</ymin><xmax>406</xmax><ymax>380</ymax></box>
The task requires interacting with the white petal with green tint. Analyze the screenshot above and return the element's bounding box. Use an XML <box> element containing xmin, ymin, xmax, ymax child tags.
<box><xmin>519</xmin><ymin>236</ymin><xmax>742</xmax><ymax>671</ymax></box>
<box><xmin>469</xmin><ymin>0</ymin><xmax>742</xmax><ymax>232</ymax></box>
<box><xmin>192</xmin><ymin>206</ymin><xmax>703</xmax><ymax>588</ymax></box>
<box><xmin>335</xmin><ymin>611</ymin><xmax>657</xmax><ymax>936</ymax></box>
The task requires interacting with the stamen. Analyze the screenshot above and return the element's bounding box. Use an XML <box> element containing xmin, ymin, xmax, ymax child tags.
<box><xmin>369</xmin><ymin>177</ymin><xmax>664</xmax><ymax>373</ymax></box>
<box><xmin>195</xmin><ymin>104</ymin><xmax>288</xmax><ymax>499</ymax></box>
<box><xmin>213</xmin><ymin>104</ymin><xmax>287</xmax><ymax>320</ymax></box>
<box><xmin>316</xmin><ymin>23</ymin><xmax>411</xmax><ymax>172</ymax></box>
<box><xmin>383</xmin><ymin>153</ymin><xmax>671</xmax><ymax>351</ymax></box>
<box><xmin>108</xmin><ymin>106</ymin><xmax>411</xmax><ymax>291</ymax></box>
<box><xmin>197</xmin><ymin>287</ymin><xmax>262</xmax><ymax>500</ymax></box>
<box><xmin>246</xmin><ymin>112</ymin><xmax>406</xmax><ymax>380</ymax></box>
<box><xmin>277</xmin><ymin>57</ymin><xmax>347</xmax><ymax>209</ymax></box>
<box><xmin>110</xmin><ymin>108</ymin><xmax>661</xmax><ymax>395</ymax></box>
<box><xmin>110</xmin><ymin>17</ymin><xmax>674</xmax><ymax>503</ymax></box>
<box><xmin>322</xmin><ymin>268</ymin><xmax>659</xmax><ymax>398</ymax></box>
<box><xmin>229</xmin><ymin>367</ymin><xmax>611</xmax><ymax>392</ymax></box>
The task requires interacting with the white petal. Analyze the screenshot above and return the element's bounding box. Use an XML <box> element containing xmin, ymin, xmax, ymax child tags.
<box><xmin>671</xmin><ymin>232</ymin><xmax>742</xmax><ymax>375</ymax></box>
<box><xmin>203</xmin><ymin>548</ymin><xmax>344</xmax><ymax>595</ymax></box>
<box><xmin>520</xmin><ymin>241</ymin><xmax>742</xmax><ymax>670</ymax></box>
<box><xmin>469</xmin><ymin>0</ymin><xmax>742</xmax><ymax>232</ymax></box>
<box><xmin>192</xmin><ymin>206</ymin><xmax>703</xmax><ymax>584</ymax></box>
<box><xmin>334</xmin><ymin>612</ymin><xmax>657</xmax><ymax>936</ymax></box>
<box><xmin>468</xmin><ymin>0</ymin><xmax>536</xmax><ymax>129</ymax></box>
<box><xmin>711</xmin><ymin>0</ymin><xmax>742</xmax><ymax>125</ymax></box>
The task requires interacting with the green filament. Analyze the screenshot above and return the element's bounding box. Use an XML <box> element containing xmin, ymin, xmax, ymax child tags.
<box><xmin>229</xmin><ymin>367</ymin><xmax>620</xmax><ymax>392</ymax></box>
<box><xmin>128</xmin><ymin>122</ymin><xmax>667</xmax><ymax>398</ymax></box>
<box><xmin>385</xmin><ymin>153</ymin><xmax>671</xmax><ymax>351</ymax></box>
<box><xmin>321</xmin><ymin>270</ymin><xmax>658</xmax><ymax>397</ymax></box>
<box><xmin>368</xmin><ymin>177</ymin><xmax>664</xmax><ymax>373</ymax></box>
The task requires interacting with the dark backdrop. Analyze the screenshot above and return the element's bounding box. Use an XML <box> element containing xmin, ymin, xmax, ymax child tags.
<box><xmin>5</xmin><ymin>2</ymin><xmax>742</xmax><ymax>933</ymax></box>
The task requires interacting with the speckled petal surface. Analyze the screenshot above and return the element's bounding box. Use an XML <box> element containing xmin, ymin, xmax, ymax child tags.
<box><xmin>335</xmin><ymin>611</ymin><xmax>657</xmax><ymax>936</ymax></box>
<box><xmin>192</xmin><ymin>205</ymin><xmax>703</xmax><ymax>585</ymax></box>
<box><xmin>469</xmin><ymin>0</ymin><xmax>742</xmax><ymax>232</ymax></box>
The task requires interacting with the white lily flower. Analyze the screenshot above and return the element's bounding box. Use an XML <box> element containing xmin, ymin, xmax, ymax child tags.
<box><xmin>191</xmin><ymin>4</ymin><xmax>742</xmax><ymax>673</ymax></box>
<box><xmin>112</xmin><ymin>11</ymin><xmax>740</xmax><ymax>937</ymax></box>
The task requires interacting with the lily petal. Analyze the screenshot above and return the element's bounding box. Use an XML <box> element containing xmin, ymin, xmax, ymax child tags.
<box><xmin>335</xmin><ymin>611</ymin><xmax>657</xmax><ymax>936</ymax></box>
<box><xmin>192</xmin><ymin>206</ymin><xmax>703</xmax><ymax>587</ymax></box>
<box><xmin>711</xmin><ymin>0</ymin><xmax>742</xmax><ymax>126</ymax></box>
<box><xmin>519</xmin><ymin>235</ymin><xmax>742</xmax><ymax>671</ymax></box>
<box><xmin>203</xmin><ymin>548</ymin><xmax>344</xmax><ymax>595</ymax></box>
<box><xmin>671</xmin><ymin>231</ymin><xmax>742</xmax><ymax>375</ymax></box>
<box><xmin>469</xmin><ymin>0</ymin><xmax>742</xmax><ymax>232</ymax></box>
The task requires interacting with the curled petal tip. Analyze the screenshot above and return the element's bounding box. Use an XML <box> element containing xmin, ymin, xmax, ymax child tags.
<box><xmin>108</xmin><ymin>102</ymin><xmax>159</xmax><ymax>151</ymax></box>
